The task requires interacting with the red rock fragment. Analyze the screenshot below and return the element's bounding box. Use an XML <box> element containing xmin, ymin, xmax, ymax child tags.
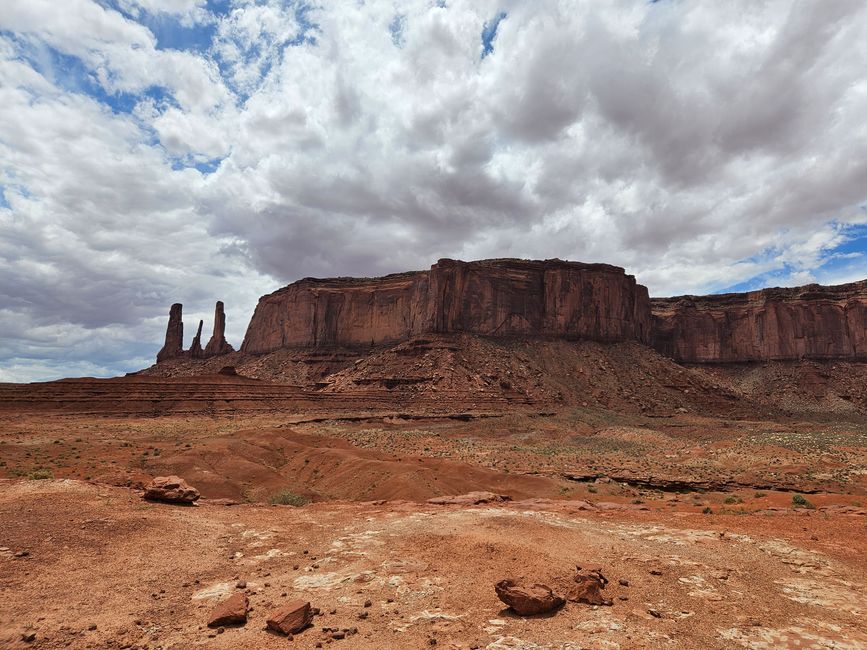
<box><xmin>564</xmin><ymin>566</ymin><xmax>612</xmax><ymax>606</ymax></box>
<box><xmin>267</xmin><ymin>600</ymin><xmax>313</xmax><ymax>635</ymax></box>
<box><xmin>208</xmin><ymin>592</ymin><xmax>249</xmax><ymax>627</ymax></box>
<box><xmin>494</xmin><ymin>580</ymin><xmax>565</xmax><ymax>616</ymax></box>
<box><xmin>143</xmin><ymin>475</ymin><xmax>200</xmax><ymax>504</ymax></box>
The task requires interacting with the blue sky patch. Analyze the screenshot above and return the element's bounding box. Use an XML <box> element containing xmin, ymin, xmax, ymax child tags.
<box><xmin>716</xmin><ymin>223</ymin><xmax>867</xmax><ymax>294</ymax></box>
<box><xmin>389</xmin><ymin>14</ymin><xmax>407</xmax><ymax>48</ymax></box>
<box><xmin>481</xmin><ymin>11</ymin><xmax>507</xmax><ymax>59</ymax></box>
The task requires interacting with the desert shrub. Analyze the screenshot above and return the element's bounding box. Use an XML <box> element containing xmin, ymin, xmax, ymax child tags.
<box><xmin>268</xmin><ymin>490</ymin><xmax>308</xmax><ymax>507</ymax></box>
<box><xmin>724</xmin><ymin>496</ymin><xmax>743</xmax><ymax>505</ymax></box>
<box><xmin>754</xmin><ymin>491</ymin><xmax>767</xmax><ymax>498</ymax></box>
<box><xmin>792</xmin><ymin>494</ymin><xmax>815</xmax><ymax>509</ymax></box>
<box><xmin>702</xmin><ymin>506</ymin><xmax>713</xmax><ymax>514</ymax></box>
<box><xmin>587</xmin><ymin>486</ymin><xmax>598</xmax><ymax>493</ymax></box>
<box><xmin>28</xmin><ymin>469</ymin><xmax>53</xmax><ymax>480</ymax></box>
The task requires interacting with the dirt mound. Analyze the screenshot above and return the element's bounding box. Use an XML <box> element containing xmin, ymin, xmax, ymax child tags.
<box><xmin>320</xmin><ymin>335</ymin><xmax>758</xmax><ymax>418</ymax></box>
<box><xmin>148</xmin><ymin>428</ymin><xmax>565</xmax><ymax>503</ymax></box>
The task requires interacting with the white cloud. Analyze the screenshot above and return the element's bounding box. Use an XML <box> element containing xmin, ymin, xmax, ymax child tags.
<box><xmin>2</xmin><ymin>0</ymin><xmax>867</xmax><ymax>380</ymax></box>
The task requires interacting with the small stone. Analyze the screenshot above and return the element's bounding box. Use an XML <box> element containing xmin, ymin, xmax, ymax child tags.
<box><xmin>236</xmin><ymin>580</ymin><xmax>246</xmax><ymax>589</ymax></box>
<box><xmin>618</xmin><ymin>579</ymin><xmax>630</xmax><ymax>587</ymax></box>
<box><xmin>648</xmin><ymin>608</ymin><xmax>663</xmax><ymax>618</ymax></box>
<box><xmin>21</xmin><ymin>632</ymin><xmax>36</xmax><ymax>643</ymax></box>
<box><xmin>266</xmin><ymin>601</ymin><xmax>312</xmax><ymax>635</ymax></box>
<box><xmin>363</xmin><ymin>600</ymin><xmax>372</xmax><ymax>608</ymax></box>
<box><xmin>207</xmin><ymin>592</ymin><xmax>249</xmax><ymax>628</ymax></box>
<box><xmin>357</xmin><ymin>612</ymin><xmax>368</xmax><ymax>620</ymax></box>
<box><xmin>564</xmin><ymin>567</ymin><xmax>612</xmax><ymax>606</ymax></box>
<box><xmin>14</xmin><ymin>550</ymin><xmax>30</xmax><ymax>558</ymax></box>
<box><xmin>88</xmin><ymin>625</ymin><xmax>97</xmax><ymax>631</ymax></box>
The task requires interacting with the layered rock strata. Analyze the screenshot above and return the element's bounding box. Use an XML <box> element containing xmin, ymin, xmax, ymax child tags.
<box><xmin>240</xmin><ymin>258</ymin><xmax>651</xmax><ymax>353</ymax></box>
<box><xmin>651</xmin><ymin>280</ymin><xmax>867</xmax><ymax>363</ymax></box>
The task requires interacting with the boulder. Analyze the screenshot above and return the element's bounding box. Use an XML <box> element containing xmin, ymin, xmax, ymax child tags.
<box><xmin>427</xmin><ymin>491</ymin><xmax>511</xmax><ymax>506</ymax></box>
<box><xmin>266</xmin><ymin>600</ymin><xmax>312</xmax><ymax>635</ymax></box>
<box><xmin>494</xmin><ymin>580</ymin><xmax>565</xmax><ymax>616</ymax></box>
<box><xmin>207</xmin><ymin>592</ymin><xmax>249</xmax><ymax>627</ymax></box>
<box><xmin>564</xmin><ymin>566</ymin><xmax>612</xmax><ymax>606</ymax></box>
<box><xmin>143</xmin><ymin>475</ymin><xmax>200</xmax><ymax>504</ymax></box>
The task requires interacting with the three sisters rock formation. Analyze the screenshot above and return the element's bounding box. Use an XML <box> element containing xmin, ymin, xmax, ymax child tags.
<box><xmin>156</xmin><ymin>258</ymin><xmax>867</xmax><ymax>365</ymax></box>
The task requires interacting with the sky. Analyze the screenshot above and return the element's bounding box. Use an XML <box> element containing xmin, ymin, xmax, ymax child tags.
<box><xmin>1</xmin><ymin>0</ymin><xmax>867</xmax><ymax>382</ymax></box>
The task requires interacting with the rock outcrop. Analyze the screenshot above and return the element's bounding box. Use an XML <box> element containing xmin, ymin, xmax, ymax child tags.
<box><xmin>189</xmin><ymin>320</ymin><xmax>204</xmax><ymax>359</ymax></box>
<box><xmin>241</xmin><ymin>258</ymin><xmax>651</xmax><ymax>352</ymax></box>
<box><xmin>155</xmin><ymin>301</ymin><xmax>234</xmax><ymax>364</ymax></box>
<box><xmin>156</xmin><ymin>304</ymin><xmax>184</xmax><ymax>363</ymax></box>
<box><xmin>204</xmin><ymin>301</ymin><xmax>235</xmax><ymax>357</ymax></box>
<box><xmin>651</xmin><ymin>280</ymin><xmax>867</xmax><ymax>363</ymax></box>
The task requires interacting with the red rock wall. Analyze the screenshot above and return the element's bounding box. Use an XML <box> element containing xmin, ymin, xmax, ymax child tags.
<box><xmin>651</xmin><ymin>281</ymin><xmax>867</xmax><ymax>363</ymax></box>
<box><xmin>240</xmin><ymin>259</ymin><xmax>651</xmax><ymax>353</ymax></box>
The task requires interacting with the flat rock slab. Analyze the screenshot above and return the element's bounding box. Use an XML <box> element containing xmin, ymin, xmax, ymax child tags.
<box><xmin>207</xmin><ymin>592</ymin><xmax>249</xmax><ymax>627</ymax></box>
<box><xmin>266</xmin><ymin>600</ymin><xmax>312</xmax><ymax>635</ymax></box>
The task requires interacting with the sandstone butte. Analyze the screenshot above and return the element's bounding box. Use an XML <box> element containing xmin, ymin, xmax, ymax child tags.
<box><xmin>651</xmin><ymin>280</ymin><xmax>867</xmax><ymax>362</ymax></box>
<box><xmin>155</xmin><ymin>258</ymin><xmax>867</xmax><ymax>365</ymax></box>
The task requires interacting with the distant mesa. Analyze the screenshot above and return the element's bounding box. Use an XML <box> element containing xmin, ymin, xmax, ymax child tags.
<box><xmin>154</xmin><ymin>258</ymin><xmax>867</xmax><ymax>365</ymax></box>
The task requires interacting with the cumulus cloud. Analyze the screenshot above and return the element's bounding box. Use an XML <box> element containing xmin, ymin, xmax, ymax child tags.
<box><xmin>1</xmin><ymin>0</ymin><xmax>867</xmax><ymax>380</ymax></box>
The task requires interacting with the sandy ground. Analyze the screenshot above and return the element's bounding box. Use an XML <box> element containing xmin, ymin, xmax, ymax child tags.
<box><xmin>2</xmin><ymin>478</ymin><xmax>866</xmax><ymax>650</ymax></box>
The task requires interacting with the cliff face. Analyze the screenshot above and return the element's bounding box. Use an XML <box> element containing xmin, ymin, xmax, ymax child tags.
<box><xmin>240</xmin><ymin>258</ymin><xmax>651</xmax><ymax>353</ymax></box>
<box><xmin>651</xmin><ymin>281</ymin><xmax>867</xmax><ymax>363</ymax></box>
